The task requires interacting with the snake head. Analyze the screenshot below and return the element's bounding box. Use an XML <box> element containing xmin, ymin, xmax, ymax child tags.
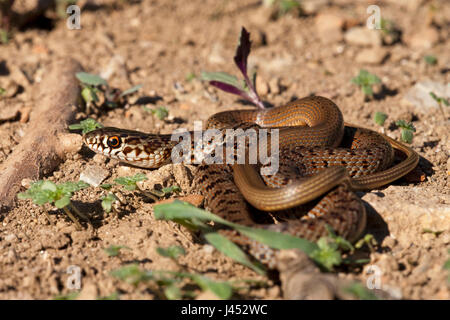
<box><xmin>82</xmin><ymin>127</ymin><xmax>173</xmax><ymax>168</ymax></box>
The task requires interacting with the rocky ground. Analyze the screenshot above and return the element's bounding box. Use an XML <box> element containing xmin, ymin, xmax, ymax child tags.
<box><xmin>0</xmin><ymin>0</ymin><xmax>449</xmax><ymax>299</ymax></box>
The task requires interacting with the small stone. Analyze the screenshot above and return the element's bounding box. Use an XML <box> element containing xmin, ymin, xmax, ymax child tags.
<box><xmin>302</xmin><ymin>0</ymin><xmax>329</xmax><ymax>15</ymax></box>
<box><xmin>208</xmin><ymin>43</ymin><xmax>226</xmax><ymax>65</ymax></box>
<box><xmin>402</xmin><ymin>81</ymin><xmax>449</xmax><ymax>111</ymax></box>
<box><xmin>4</xmin><ymin>233</ymin><xmax>17</xmax><ymax>242</ymax></box>
<box><xmin>93</xmin><ymin>153</ymin><xmax>108</xmax><ymax>165</ymax></box>
<box><xmin>80</xmin><ymin>164</ymin><xmax>109</xmax><ymax>187</ymax></box>
<box><xmin>406</xmin><ymin>27</ymin><xmax>439</xmax><ymax>49</ymax></box>
<box><xmin>255</xmin><ymin>75</ymin><xmax>269</xmax><ymax>96</ymax></box>
<box><xmin>268</xmin><ymin>77</ymin><xmax>281</xmax><ymax>95</ymax></box>
<box><xmin>21</xmin><ymin>178</ymin><xmax>32</xmax><ymax>188</ymax></box>
<box><xmin>59</xmin><ymin>133</ymin><xmax>83</xmax><ymax>155</ymax></box>
<box><xmin>315</xmin><ymin>13</ymin><xmax>344</xmax><ymax>43</ymax></box>
<box><xmin>355</xmin><ymin>48</ymin><xmax>388</xmax><ymax>65</ymax></box>
<box><xmin>202</xmin><ymin>244</ymin><xmax>215</xmax><ymax>254</ymax></box>
<box><xmin>382</xmin><ymin>236</ymin><xmax>397</xmax><ymax>248</ymax></box>
<box><xmin>344</xmin><ymin>27</ymin><xmax>382</xmax><ymax>47</ymax></box>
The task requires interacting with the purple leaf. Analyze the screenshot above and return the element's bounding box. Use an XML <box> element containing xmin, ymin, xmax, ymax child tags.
<box><xmin>209</xmin><ymin>81</ymin><xmax>250</xmax><ymax>100</ymax></box>
<box><xmin>233</xmin><ymin>27</ymin><xmax>251</xmax><ymax>77</ymax></box>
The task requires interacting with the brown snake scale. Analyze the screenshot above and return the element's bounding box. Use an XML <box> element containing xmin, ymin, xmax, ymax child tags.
<box><xmin>83</xmin><ymin>96</ymin><xmax>419</xmax><ymax>267</ymax></box>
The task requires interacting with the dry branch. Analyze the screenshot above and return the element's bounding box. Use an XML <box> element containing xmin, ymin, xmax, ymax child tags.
<box><xmin>0</xmin><ymin>57</ymin><xmax>83</xmax><ymax>212</ymax></box>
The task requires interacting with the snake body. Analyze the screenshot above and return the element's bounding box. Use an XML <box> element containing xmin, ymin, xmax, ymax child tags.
<box><xmin>83</xmin><ymin>96</ymin><xmax>419</xmax><ymax>265</ymax></box>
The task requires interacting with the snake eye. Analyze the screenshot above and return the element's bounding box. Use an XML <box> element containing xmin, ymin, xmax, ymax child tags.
<box><xmin>107</xmin><ymin>136</ymin><xmax>121</xmax><ymax>148</ymax></box>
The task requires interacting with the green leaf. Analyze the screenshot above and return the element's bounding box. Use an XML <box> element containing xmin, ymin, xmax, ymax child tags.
<box><xmin>310</xmin><ymin>237</ymin><xmax>342</xmax><ymax>271</ymax></box>
<box><xmin>55</xmin><ymin>196</ymin><xmax>71</xmax><ymax>208</ymax></box>
<box><xmin>0</xmin><ymin>87</ymin><xmax>5</xmax><ymax>96</ymax></box>
<box><xmin>100</xmin><ymin>183</ymin><xmax>113</xmax><ymax>190</ymax></box>
<box><xmin>110</xmin><ymin>264</ymin><xmax>153</xmax><ymax>286</ymax></box>
<box><xmin>101</xmin><ymin>193</ymin><xmax>117</xmax><ymax>213</ymax></box>
<box><xmin>81</xmin><ymin>87</ymin><xmax>99</xmax><ymax>104</ymax></box>
<box><xmin>164</xmin><ymin>284</ymin><xmax>182</xmax><ymax>300</ymax></box>
<box><xmin>69</xmin><ymin>118</ymin><xmax>103</xmax><ymax>134</ymax></box>
<box><xmin>204</xmin><ymin>232</ymin><xmax>266</xmax><ymax>275</ymax></box>
<box><xmin>53</xmin><ymin>292</ymin><xmax>80</xmax><ymax>300</ymax></box>
<box><xmin>120</xmin><ymin>84</ymin><xmax>143</xmax><ymax>97</ymax></box>
<box><xmin>156</xmin><ymin>246</ymin><xmax>186</xmax><ymax>260</ymax></box>
<box><xmin>154</xmin><ymin>201</ymin><xmax>318</xmax><ymax>258</ymax></box>
<box><xmin>344</xmin><ymin>282</ymin><xmax>379</xmax><ymax>300</ymax></box>
<box><xmin>190</xmin><ymin>275</ymin><xmax>233</xmax><ymax>300</ymax></box>
<box><xmin>41</xmin><ymin>180</ymin><xmax>57</xmax><ymax>192</ymax></box>
<box><xmin>395</xmin><ymin>120</ymin><xmax>415</xmax><ymax>131</ymax></box>
<box><xmin>114</xmin><ymin>173</ymin><xmax>148</xmax><ymax>191</ymax></box>
<box><xmin>201</xmin><ymin>71</ymin><xmax>242</xmax><ymax>89</ymax></box>
<box><xmin>161</xmin><ymin>185</ymin><xmax>181</xmax><ymax>195</ymax></box>
<box><xmin>424</xmin><ymin>55</ymin><xmax>437</xmax><ymax>65</ymax></box>
<box><xmin>104</xmin><ymin>245</ymin><xmax>131</xmax><ymax>257</ymax></box>
<box><xmin>400</xmin><ymin>128</ymin><xmax>413</xmax><ymax>144</ymax></box>
<box><xmin>76</xmin><ymin>72</ymin><xmax>108</xmax><ymax>86</ymax></box>
<box><xmin>373</xmin><ymin>112</ymin><xmax>387</xmax><ymax>126</ymax></box>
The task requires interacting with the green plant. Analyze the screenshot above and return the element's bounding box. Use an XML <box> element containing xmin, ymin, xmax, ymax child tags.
<box><xmin>143</xmin><ymin>106</ymin><xmax>169</xmax><ymax>120</ymax></box>
<box><xmin>17</xmin><ymin>180</ymin><xmax>89</xmax><ymax>230</ymax></box>
<box><xmin>373</xmin><ymin>111</ymin><xmax>388</xmax><ymax>126</ymax></box>
<box><xmin>0</xmin><ymin>87</ymin><xmax>5</xmax><ymax>96</ymax></box>
<box><xmin>154</xmin><ymin>200</ymin><xmax>361</xmax><ymax>273</ymax></box>
<box><xmin>75</xmin><ymin>72</ymin><xmax>142</xmax><ymax>111</ymax></box>
<box><xmin>379</xmin><ymin>18</ymin><xmax>401</xmax><ymax>44</ymax></box>
<box><xmin>114</xmin><ymin>173</ymin><xmax>148</xmax><ymax>191</ymax></box>
<box><xmin>101</xmin><ymin>193</ymin><xmax>118</xmax><ymax>213</ymax></box>
<box><xmin>68</xmin><ymin>118</ymin><xmax>103</xmax><ymax>134</ymax></box>
<box><xmin>185</xmin><ymin>72</ymin><xmax>196</xmax><ymax>82</ymax></box>
<box><xmin>429</xmin><ymin>91</ymin><xmax>449</xmax><ymax>117</ymax></box>
<box><xmin>351</xmin><ymin>69</ymin><xmax>381</xmax><ymax>99</ymax></box>
<box><xmin>424</xmin><ymin>55</ymin><xmax>437</xmax><ymax>65</ymax></box>
<box><xmin>395</xmin><ymin>120</ymin><xmax>415</xmax><ymax>144</ymax></box>
<box><xmin>263</xmin><ymin>0</ymin><xmax>301</xmax><ymax>17</ymax></box>
<box><xmin>104</xmin><ymin>245</ymin><xmax>131</xmax><ymax>257</ymax></box>
<box><xmin>0</xmin><ymin>29</ymin><xmax>9</xmax><ymax>44</ymax></box>
<box><xmin>344</xmin><ymin>283</ymin><xmax>379</xmax><ymax>300</ymax></box>
<box><xmin>156</xmin><ymin>245</ymin><xmax>186</xmax><ymax>261</ymax></box>
<box><xmin>111</xmin><ymin>260</ymin><xmax>233</xmax><ymax>300</ymax></box>
<box><xmin>444</xmin><ymin>250</ymin><xmax>450</xmax><ymax>282</ymax></box>
<box><xmin>201</xmin><ymin>27</ymin><xmax>265</xmax><ymax>109</ymax></box>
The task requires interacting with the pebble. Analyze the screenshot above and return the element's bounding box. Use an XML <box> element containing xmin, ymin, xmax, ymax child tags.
<box><xmin>344</xmin><ymin>27</ymin><xmax>382</xmax><ymax>47</ymax></box>
<box><xmin>79</xmin><ymin>165</ymin><xmax>109</xmax><ymax>187</ymax></box>
<box><xmin>268</xmin><ymin>77</ymin><xmax>281</xmax><ymax>95</ymax></box>
<box><xmin>255</xmin><ymin>75</ymin><xmax>269</xmax><ymax>96</ymax></box>
<box><xmin>302</xmin><ymin>0</ymin><xmax>329</xmax><ymax>15</ymax></box>
<box><xmin>355</xmin><ymin>48</ymin><xmax>388</xmax><ymax>65</ymax></box>
<box><xmin>93</xmin><ymin>153</ymin><xmax>108</xmax><ymax>165</ymax></box>
<box><xmin>405</xmin><ymin>27</ymin><xmax>439</xmax><ymax>49</ymax></box>
<box><xmin>402</xmin><ymin>81</ymin><xmax>449</xmax><ymax>110</ymax></box>
<box><xmin>4</xmin><ymin>233</ymin><xmax>17</xmax><ymax>242</ymax></box>
<box><xmin>315</xmin><ymin>12</ymin><xmax>344</xmax><ymax>43</ymax></box>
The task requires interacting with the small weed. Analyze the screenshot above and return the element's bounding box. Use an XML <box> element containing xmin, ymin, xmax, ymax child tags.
<box><xmin>143</xmin><ymin>106</ymin><xmax>169</xmax><ymax>120</ymax></box>
<box><xmin>114</xmin><ymin>173</ymin><xmax>148</xmax><ymax>191</ymax></box>
<box><xmin>351</xmin><ymin>69</ymin><xmax>381</xmax><ymax>99</ymax></box>
<box><xmin>17</xmin><ymin>180</ymin><xmax>90</xmax><ymax>230</ymax></box>
<box><xmin>69</xmin><ymin>118</ymin><xmax>103</xmax><ymax>134</ymax></box>
<box><xmin>104</xmin><ymin>245</ymin><xmax>131</xmax><ymax>257</ymax></box>
<box><xmin>395</xmin><ymin>120</ymin><xmax>416</xmax><ymax>144</ymax></box>
<box><xmin>424</xmin><ymin>55</ymin><xmax>437</xmax><ymax>65</ymax></box>
<box><xmin>373</xmin><ymin>111</ymin><xmax>388</xmax><ymax>126</ymax></box>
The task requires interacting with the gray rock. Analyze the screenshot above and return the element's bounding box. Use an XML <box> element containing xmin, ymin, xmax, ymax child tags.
<box><xmin>402</xmin><ymin>81</ymin><xmax>450</xmax><ymax>110</ymax></box>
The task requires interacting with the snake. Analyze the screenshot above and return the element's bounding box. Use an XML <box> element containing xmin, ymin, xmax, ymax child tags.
<box><xmin>83</xmin><ymin>96</ymin><xmax>419</xmax><ymax>266</ymax></box>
